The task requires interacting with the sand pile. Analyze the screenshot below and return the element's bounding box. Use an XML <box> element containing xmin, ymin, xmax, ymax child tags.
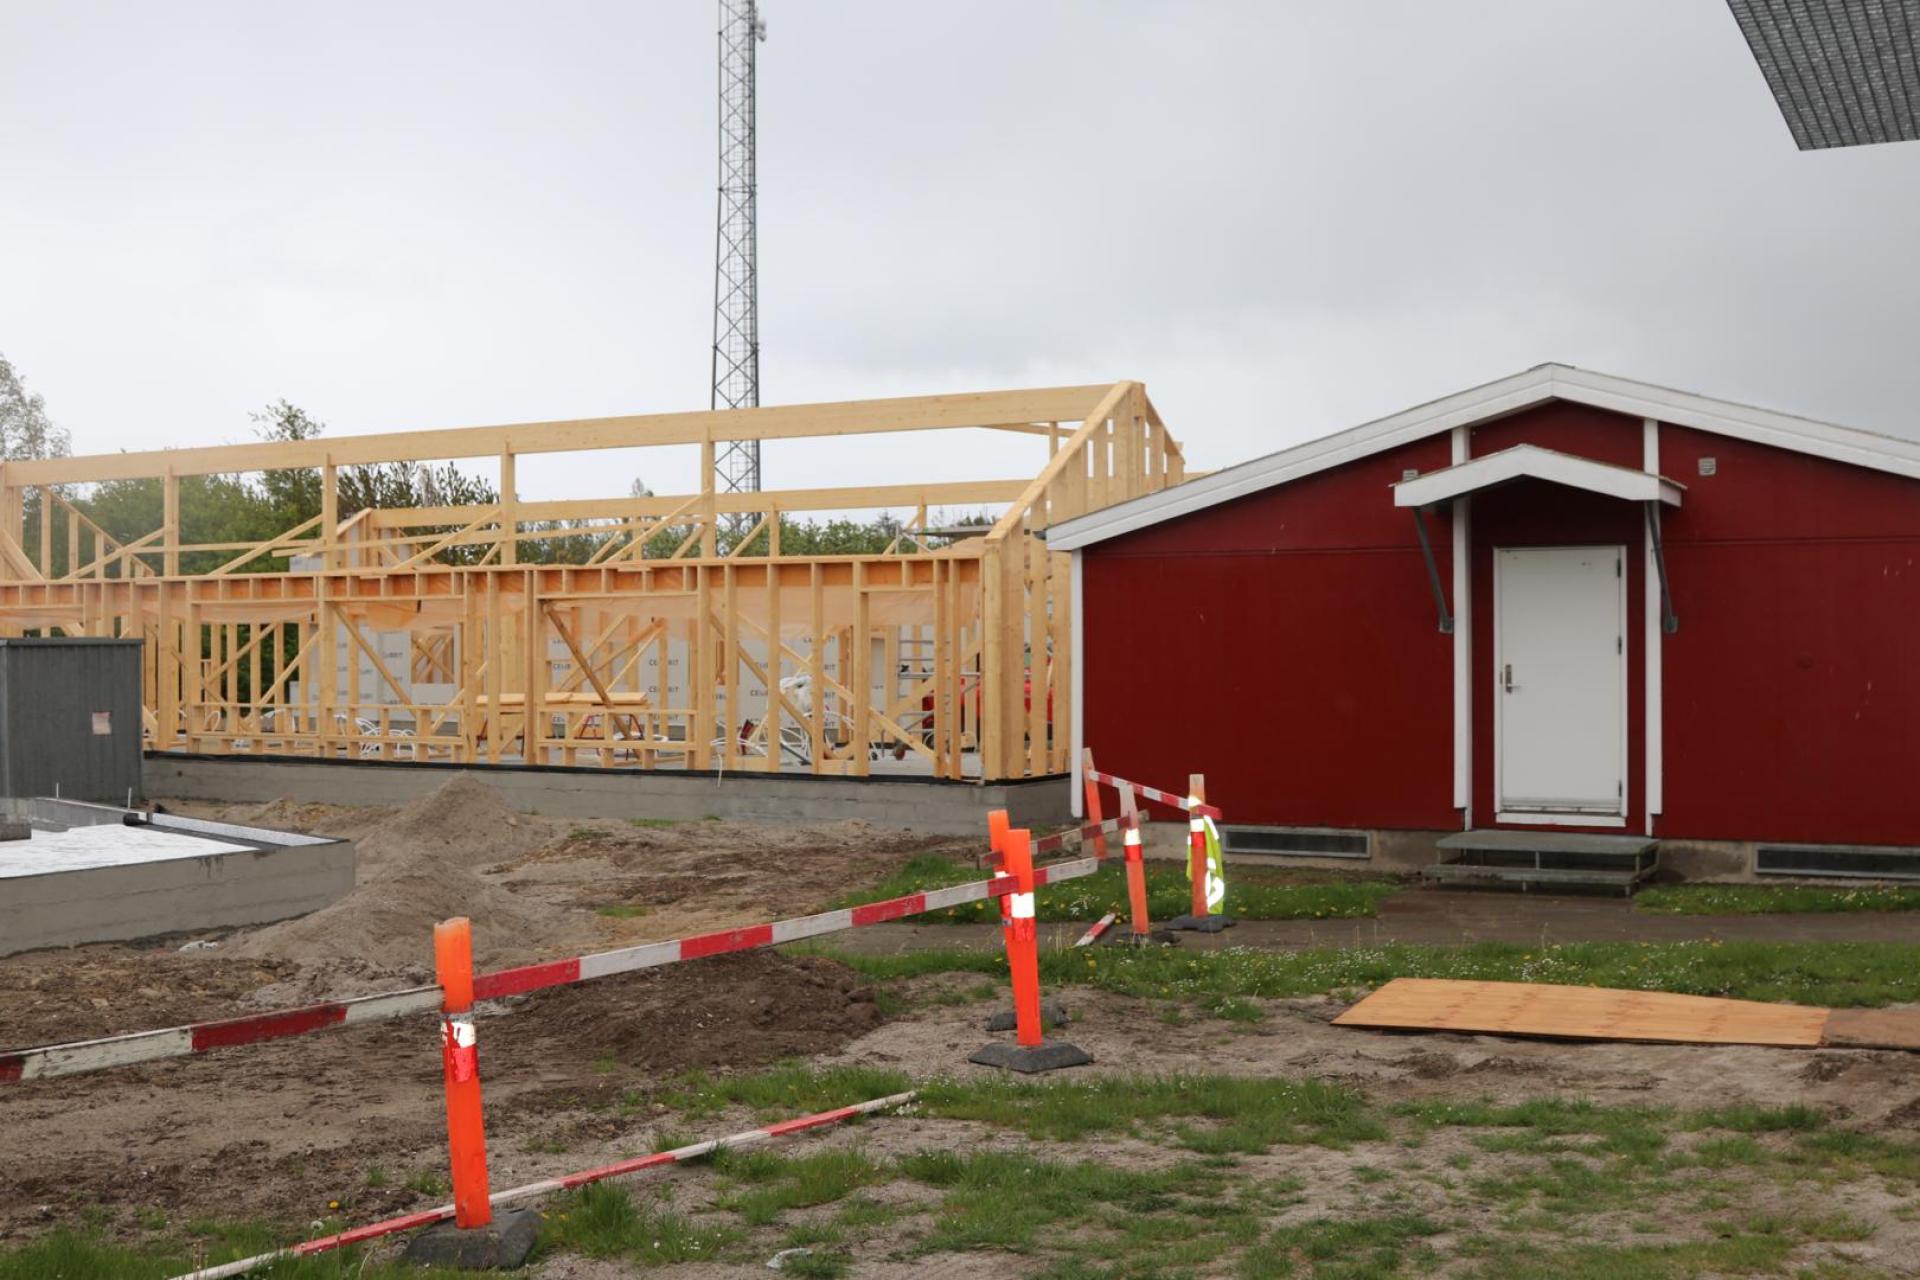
<box><xmin>351</xmin><ymin>772</ymin><xmax>548</xmax><ymax>873</ymax></box>
<box><xmin>233</xmin><ymin>774</ymin><xmax>577</xmax><ymax>975</ymax></box>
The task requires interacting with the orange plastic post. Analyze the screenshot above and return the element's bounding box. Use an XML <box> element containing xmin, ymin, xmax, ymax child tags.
<box><xmin>434</xmin><ymin>917</ymin><xmax>492</xmax><ymax>1229</ymax></box>
<box><xmin>1003</xmin><ymin>829</ymin><xmax>1043</xmax><ymax>1048</ymax></box>
<box><xmin>1080</xmin><ymin>748</ymin><xmax>1109</xmax><ymax>860</ymax></box>
<box><xmin>1187</xmin><ymin>774</ymin><xmax>1209</xmax><ymax>921</ymax></box>
<box><xmin>988</xmin><ymin>808</ymin><xmax>1012</xmax><ymax>926</ymax></box>
<box><xmin>1120</xmin><ymin>789</ymin><xmax>1152</xmax><ymax>938</ymax></box>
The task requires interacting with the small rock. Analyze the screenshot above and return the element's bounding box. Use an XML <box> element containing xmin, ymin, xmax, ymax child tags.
<box><xmin>768</xmin><ymin>1247</ymin><xmax>814</xmax><ymax>1271</ymax></box>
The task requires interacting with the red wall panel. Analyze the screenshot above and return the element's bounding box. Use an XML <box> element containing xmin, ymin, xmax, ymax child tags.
<box><xmin>1656</xmin><ymin>425</ymin><xmax>1920</xmax><ymax>845</ymax></box>
<box><xmin>1081</xmin><ymin>437</ymin><xmax>1455</xmax><ymax>830</ymax></box>
<box><xmin>1471</xmin><ymin>402</ymin><xmax>1644</xmax><ymax>469</ymax></box>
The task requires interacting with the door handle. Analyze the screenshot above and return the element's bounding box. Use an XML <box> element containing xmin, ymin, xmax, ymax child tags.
<box><xmin>1503</xmin><ymin>663</ymin><xmax>1515</xmax><ymax>693</ymax></box>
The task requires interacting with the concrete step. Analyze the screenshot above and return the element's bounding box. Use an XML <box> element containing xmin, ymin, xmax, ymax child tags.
<box><xmin>1438</xmin><ymin>829</ymin><xmax>1656</xmax><ymax>858</ymax></box>
<box><xmin>1424</xmin><ymin>862</ymin><xmax>1647</xmax><ymax>889</ymax></box>
<box><xmin>1429</xmin><ymin>828</ymin><xmax>1659</xmax><ymax>895</ymax></box>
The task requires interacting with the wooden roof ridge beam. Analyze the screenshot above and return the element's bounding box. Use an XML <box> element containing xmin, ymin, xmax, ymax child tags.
<box><xmin>365</xmin><ymin>478</ymin><xmax>1034</xmax><ymax>530</ymax></box>
<box><xmin>8</xmin><ymin>386</ymin><xmax>1119</xmax><ymax>486</ymax></box>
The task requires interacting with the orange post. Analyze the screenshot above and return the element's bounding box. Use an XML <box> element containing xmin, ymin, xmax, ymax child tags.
<box><xmin>1080</xmin><ymin>748</ymin><xmax>1109</xmax><ymax>860</ymax></box>
<box><xmin>434</xmin><ymin>917</ymin><xmax>492</xmax><ymax>1229</ymax></box>
<box><xmin>1119</xmin><ymin>789</ymin><xmax>1152</xmax><ymax>939</ymax></box>
<box><xmin>1187</xmin><ymin>774</ymin><xmax>1209</xmax><ymax>922</ymax></box>
<box><xmin>988</xmin><ymin>808</ymin><xmax>1012</xmax><ymax>926</ymax></box>
<box><xmin>1002</xmin><ymin>829</ymin><xmax>1043</xmax><ymax>1048</ymax></box>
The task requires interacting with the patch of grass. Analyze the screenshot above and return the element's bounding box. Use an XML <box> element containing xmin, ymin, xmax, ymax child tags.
<box><xmin>713</xmin><ymin>1149</ymin><xmax>889</xmax><ymax>1225</ymax></box>
<box><xmin>0</xmin><ymin>1227</ymin><xmax>472</xmax><ymax>1279</ymax></box>
<box><xmin>539</xmin><ymin>1182</ymin><xmax>737</xmax><ymax>1265</ymax></box>
<box><xmin>900</xmin><ymin>1149</ymin><xmax>1220</xmax><ymax>1254</ymax></box>
<box><xmin>1637</xmin><ymin>883</ymin><xmax>1920</xmax><ymax>916</ymax></box>
<box><xmin>837</xmin><ymin>858</ymin><xmax>1398</xmax><ymax>924</ymax></box>
<box><xmin>1398</xmin><ymin>1098</ymin><xmax>1671</xmax><ymax>1161</ymax></box>
<box><xmin>776</xmin><ymin>1249</ymin><xmax>851</xmax><ymax>1278</ymax></box>
<box><xmin>657</xmin><ymin>1062</ymin><xmax>913</xmax><ymax>1119</ymax></box>
<box><xmin>1242</xmin><ymin>1214</ymin><xmax>1443</xmax><ymax>1278</ymax></box>
<box><xmin>920</xmin><ymin>1073</ymin><xmax>1382</xmax><ymax>1153</ymax></box>
<box><xmin>1682</xmin><ymin>1103</ymin><xmax>1826</xmax><ymax>1134</ymax></box>
<box><xmin>1788</xmin><ymin>1129</ymin><xmax>1920</xmax><ymax>1182</ymax></box>
<box><xmin>1455</xmin><ymin>1233</ymin><xmax>1797</xmax><ymax>1278</ymax></box>
<box><xmin>627</xmin><ymin>816</ymin><xmax>683</xmax><ymax>829</ymax></box>
<box><xmin>826</xmin><ymin>939</ymin><xmax>1920</xmax><ymax>1008</ymax></box>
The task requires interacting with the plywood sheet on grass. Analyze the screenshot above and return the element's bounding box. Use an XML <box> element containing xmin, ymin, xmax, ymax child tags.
<box><xmin>1820</xmin><ymin>1008</ymin><xmax>1920</xmax><ymax>1051</ymax></box>
<box><xmin>1333</xmin><ymin>978</ymin><xmax>1828</xmax><ymax>1048</ymax></box>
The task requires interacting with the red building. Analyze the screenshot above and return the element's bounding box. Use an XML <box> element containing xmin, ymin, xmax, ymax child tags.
<box><xmin>1052</xmin><ymin>365</ymin><xmax>1920</xmax><ymax>884</ymax></box>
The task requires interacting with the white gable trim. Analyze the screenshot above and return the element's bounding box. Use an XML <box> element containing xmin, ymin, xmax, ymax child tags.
<box><xmin>1047</xmin><ymin>364</ymin><xmax>1920</xmax><ymax>551</ymax></box>
<box><xmin>1393</xmin><ymin>445</ymin><xmax>1685</xmax><ymax>509</ymax></box>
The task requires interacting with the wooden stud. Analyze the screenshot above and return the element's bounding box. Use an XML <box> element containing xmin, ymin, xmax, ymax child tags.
<box><xmin>851</xmin><ymin>561</ymin><xmax>870</xmax><ymax>777</ymax></box>
<box><xmin>499</xmin><ymin>452</ymin><xmax>518</xmax><ymax>567</ymax></box>
<box><xmin>809</xmin><ymin>562</ymin><xmax>826</xmax><ymax>773</ymax></box>
<box><xmin>764</xmin><ymin>561</ymin><xmax>781</xmax><ymax>772</ymax></box>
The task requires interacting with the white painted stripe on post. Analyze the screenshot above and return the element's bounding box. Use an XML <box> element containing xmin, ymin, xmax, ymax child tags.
<box><xmin>1010</xmin><ymin>892</ymin><xmax>1036</xmax><ymax>919</ymax></box>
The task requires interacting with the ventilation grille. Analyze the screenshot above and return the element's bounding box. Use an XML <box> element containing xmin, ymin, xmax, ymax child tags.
<box><xmin>1756</xmin><ymin>843</ymin><xmax>1920</xmax><ymax>882</ymax></box>
<box><xmin>1221</xmin><ymin>826</ymin><xmax>1370</xmax><ymax>859</ymax></box>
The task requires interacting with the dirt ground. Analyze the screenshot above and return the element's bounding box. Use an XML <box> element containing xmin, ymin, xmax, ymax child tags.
<box><xmin>5</xmin><ymin>776</ymin><xmax>1919</xmax><ymax>1275</ymax></box>
<box><xmin>0</xmin><ymin>775</ymin><xmax>959</xmax><ymax>1236</ymax></box>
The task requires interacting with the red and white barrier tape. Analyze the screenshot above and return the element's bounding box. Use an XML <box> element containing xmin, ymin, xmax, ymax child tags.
<box><xmin>2</xmin><ymin>848</ymin><xmax>1108</xmax><ymax>1085</ymax></box>
<box><xmin>1084</xmin><ymin>769</ymin><xmax>1224</xmax><ymax>820</ymax></box>
<box><xmin>1072</xmin><ymin>912</ymin><xmax>1118</xmax><ymax>947</ymax></box>
<box><xmin>166</xmin><ymin>1090</ymin><xmax>919</xmax><ymax>1280</ymax></box>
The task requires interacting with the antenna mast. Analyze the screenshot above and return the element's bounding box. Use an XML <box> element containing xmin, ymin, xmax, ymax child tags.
<box><xmin>711</xmin><ymin>0</ymin><xmax>765</xmax><ymax>530</ymax></box>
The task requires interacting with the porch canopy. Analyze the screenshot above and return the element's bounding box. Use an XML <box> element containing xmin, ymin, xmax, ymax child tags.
<box><xmin>1390</xmin><ymin>444</ymin><xmax>1684</xmax><ymax>636</ymax></box>
<box><xmin>1391</xmin><ymin>444</ymin><xmax>1684</xmax><ymax>509</ymax></box>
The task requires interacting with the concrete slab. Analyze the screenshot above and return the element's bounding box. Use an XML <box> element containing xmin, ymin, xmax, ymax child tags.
<box><xmin>146</xmin><ymin>754</ymin><xmax>1073</xmax><ymax>836</ymax></box>
<box><xmin>0</xmin><ymin>798</ymin><xmax>354</xmax><ymax>955</ymax></box>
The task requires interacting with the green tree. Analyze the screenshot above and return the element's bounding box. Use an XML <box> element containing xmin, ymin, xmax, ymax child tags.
<box><xmin>1</xmin><ymin>353</ymin><xmax>73</xmax><ymax>573</ymax></box>
<box><xmin>0</xmin><ymin>353</ymin><xmax>70</xmax><ymax>462</ymax></box>
<box><xmin>249</xmin><ymin>400</ymin><xmax>498</xmax><ymax>565</ymax></box>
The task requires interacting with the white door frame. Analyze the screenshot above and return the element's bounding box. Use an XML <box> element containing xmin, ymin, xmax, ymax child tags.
<box><xmin>1492</xmin><ymin>544</ymin><xmax>1629</xmax><ymax>827</ymax></box>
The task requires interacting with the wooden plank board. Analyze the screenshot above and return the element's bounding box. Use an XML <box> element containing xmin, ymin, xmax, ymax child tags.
<box><xmin>1821</xmin><ymin>1008</ymin><xmax>1920</xmax><ymax>1051</ymax></box>
<box><xmin>1333</xmin><ymin>978</ymin><xmax>1828</xmax><ymax>1048</ymax></box>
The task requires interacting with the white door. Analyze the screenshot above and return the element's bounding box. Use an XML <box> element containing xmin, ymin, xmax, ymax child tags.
<box><xmin>1495</xmin><ymin>546</ymin><xmax>1627</xmax><ymax>818</ymax></box>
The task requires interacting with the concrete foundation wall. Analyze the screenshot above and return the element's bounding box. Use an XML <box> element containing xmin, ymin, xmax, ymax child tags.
<box><xmin>146</xmin><ymin>754</ymin><xmax>1074</xmax><ymax>836</ymax></box>
<box><xmin>1</xmin><ymin>838</ymin><xmax>355</xmax><ymax>956</ymax></box>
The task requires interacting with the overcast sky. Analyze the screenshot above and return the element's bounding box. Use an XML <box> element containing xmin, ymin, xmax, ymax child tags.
<box><xmin>3</xmin><ymin>1</ymin><xmax>1918</xmax><ymax>507</ymax></box>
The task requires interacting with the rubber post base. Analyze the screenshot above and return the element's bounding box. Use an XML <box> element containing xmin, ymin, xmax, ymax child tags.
<box><xmin>1164</xmin><ymin>914</ymin><xmax>1236</xmax><ymax>933</ymax></box>
<box><xmin>967</xmin><ymin>1041</ymin><xmax>1095</xmax><ymax>1073</ymax></box>
<box><xmin>399</xmin><ymin>1207</ymin><xmax>540</xmax><ymax>1269</ymax></box>
<box><xmin>985</xmin><ymin>996</ymin><xmax>1069</xmax><ymax>1033</ymax></box>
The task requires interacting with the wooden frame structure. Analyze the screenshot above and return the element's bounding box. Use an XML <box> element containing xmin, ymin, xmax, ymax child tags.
<box><xmin>0</xmin><ymin>382</ymin><xmax>1182</xmax><ymax>781</ymax></box>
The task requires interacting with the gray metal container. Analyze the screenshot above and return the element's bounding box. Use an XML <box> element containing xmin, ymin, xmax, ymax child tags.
<box><xmin>0</xmin><ymin>637</ymin><xmax>143</xmax><ymax>803</ymax></box>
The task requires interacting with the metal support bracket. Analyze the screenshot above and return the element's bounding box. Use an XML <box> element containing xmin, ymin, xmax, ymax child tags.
<box><xmin>1644</xmin><ymin>502</ymin><xmax>1678</xmax><ymax>634</ymax></box>
<box><xmin>1412</xmin><ymin>504</ymin><xmax>1454</xmax><ymax>634</ymax></box>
